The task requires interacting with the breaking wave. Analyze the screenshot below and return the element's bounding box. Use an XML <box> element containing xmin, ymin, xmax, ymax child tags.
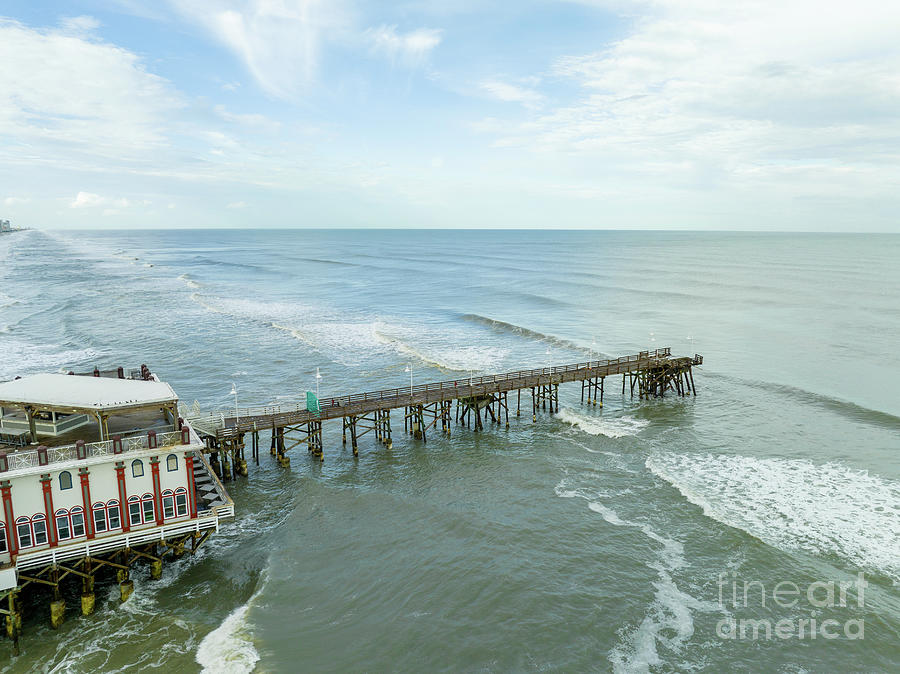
<box><xmin>556</xmin><ymin>408</ymin><xmax>650</xmax><ymax>438</ymax></box>
<box><xmin>646</xmin><ymin>453</ymin><xmax>900</xmax><ymax>582</ymax></box>
<box><xmin>178</xmin><ymin>273</ymin><xmax>202</xmax><ymax>289</ymax></box>
<box><xmin>195</xmin><ymin>572</ymin><xmax>267</xmax><ymax>674</ymax></box>
<box><xmin>460</xmin><ymin>314</ymin><xmax>592</xmax><ymax>354</ymax></box>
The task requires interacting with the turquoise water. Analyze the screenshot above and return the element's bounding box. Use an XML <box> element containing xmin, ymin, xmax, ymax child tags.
<box><xmin>1</xmin><ymin>229</ymin><xmax>898</xmax><ymax>672</ymax></box>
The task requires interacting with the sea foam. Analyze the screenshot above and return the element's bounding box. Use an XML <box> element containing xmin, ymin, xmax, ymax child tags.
<box><xmin>646</xmin><ymin>453</ymin><xmax>900</xmax><ymax>582</ymax></box>
<box><xmin>195</xmin><ymin>572</ymin><xmax>267</xmax><ymax>674</ymax></box>
<box><xmin>556</xmin><ymin>408</ymin><xmax>650</xmax><ymax>438</ymax></box>
<box><xmin>555</xmin><ymin>476</ymin><xmax>714</xmax><ymax>673</ymax></box>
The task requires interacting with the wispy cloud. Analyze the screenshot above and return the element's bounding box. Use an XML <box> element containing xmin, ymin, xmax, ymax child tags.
<box><xmin>483</xmin><ymin>0</ymin><xmax>900</xmax><ymax>208</ymax></box>
<box><xmin>366</xmin><ymin>25</ymin><xmax>442</xmax><ymax>65</ymax></box>
<box><xmin>0</xmin><ymin>18</ymin><xmax>182</xmax><ymax>160</ymax></box>
<box><xmin>59</xmin><ymin>15</ymin><xmax>101</xmax><ymax>34</ymax></box>
<box><xmin>479</xmin><ymin>80</ymin><xmax>544</xmax><ymax>109</ymax></box>
<box><xmin>170</xmin><ymin>0</ymin><xmax>352</xmax><ymax>99</ymax></box>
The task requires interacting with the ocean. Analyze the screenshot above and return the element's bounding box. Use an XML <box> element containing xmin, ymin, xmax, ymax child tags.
<box><xmin>0</xmin><ymin>228</ymin><xmax>898</xmax><ymax>672</ymax></box>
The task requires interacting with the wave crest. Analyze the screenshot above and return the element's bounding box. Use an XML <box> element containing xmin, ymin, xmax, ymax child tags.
<box><xmin>647</xmin><ymin>453</ymin><xmax>900</xmax><ymax>582</ymax></box>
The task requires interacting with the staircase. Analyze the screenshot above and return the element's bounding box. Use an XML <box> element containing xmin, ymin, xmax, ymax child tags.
<box><xmin>192</xmin><ymin>454</ymin><xmax>228</xmax><ymax>512</ymax></box>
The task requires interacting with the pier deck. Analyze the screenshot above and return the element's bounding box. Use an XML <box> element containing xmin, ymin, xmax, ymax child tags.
<box><xmin>188</xmin><ymin>347</ymin><xmax>702</xmax><ymax>471</ymax></box>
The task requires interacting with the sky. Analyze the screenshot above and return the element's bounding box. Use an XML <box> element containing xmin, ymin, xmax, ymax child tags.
<box><xmin>1</xmin><ymin>0</ymin><xmax>899</xmax><ymax>231</ymax></box>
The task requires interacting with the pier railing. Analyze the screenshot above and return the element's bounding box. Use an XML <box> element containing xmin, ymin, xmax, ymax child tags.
<box><xmin>203</xmin><ymin>348</ymin><xmax>681</xmax><ymax>437</ymax></box>
<box><xmin>15</xmin><ymin>508</ymin><xmax>227</xmax><ymax>571</ymax></box>
<box><xmin>2</xmin><ymin>428</ymin><xmax>197</xmax><ymax>474</ymax></box>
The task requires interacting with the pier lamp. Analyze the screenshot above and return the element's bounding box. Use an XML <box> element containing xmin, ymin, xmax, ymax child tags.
<box><xmin>316</xmin><ymin>367</ymin><xmax>322</xmax><ymax>401</ymax></box>
<box><xmin>405</xmin><ymin>365</ymin><xmax>413</xmax><ymax>398</ymax></box>
<box><xmin>590</xmin><ymin>337</ymin><xmax>596</xmax><ymax>363</ymax></box>
<box><xmin>545</xmin><ymin>347</ymin><xmax>551</xmax><ymax>375</ymax></box>
<box><xmin>230</xmin><ymin>383</ymin><xmax>239</xmax><ymax>425</ymax></box>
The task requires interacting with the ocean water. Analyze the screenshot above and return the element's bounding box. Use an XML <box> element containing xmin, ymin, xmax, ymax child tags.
<box><xmin>1</xmin><ymin>229</ymin><xmax>899</xmax><ymax>673</ymax></box>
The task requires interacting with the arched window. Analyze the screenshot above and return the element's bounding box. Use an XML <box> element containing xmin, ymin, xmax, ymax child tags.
<box><xmin>93</xmin><ymin>502</ymin><xmax>108</xmax><ymax>533</ymax></box>
<box><xmin>70</xmin><ymin>506</ymin><xmax>86</xmax><ymax>538</ymax></box>
<box><xmin>174</xmin><ymin>487</ymin><xmax>189</xmax><ymax>517</ymax></box>
<box><xmin>128</xmin><ymin>494</ymin><xmax>155</xmax><ymax>526</ymax></box>
<box><xmin>55</xmin><ymin>508</ymin><xmax>71</xmax><ymax>541</ymax></box>
<box><xmin>161</xmin><ymin>490</ymin><xmax>175</xmax><ymax>519</ymax></box>
<box><xmin>141</xmin><ymin>492</ymin><xmax>155</xmax><ymax>523</ymax></box>
<box><xmin>166</xmin><ymin>454</ymin><xmax>178</xmax><ymax>471</ymax></box>
<box><xmin>128</xmin><ymin>495</ymin><xmax>142</xmax><ymax>526</ymax></box>
<box><xmin>0</xmin><ymin>523</ymin><xmax>6</xmax><ymax>554</ymax></box>
<box><xmin>59</xmin><ymin>471</ymin><xmax>73</xmax><ymax>490</ymax></box>
<box><xmin>31</xmin><ymin>514</ymin><xmax>48</xmax><ymax>546</ymax></box>
<box><xmin>107</xmin><ymin>500</ymin><xmax>121</xmax><ymax>530</ymax></box>
<box><xmin>132</xmin><ymin>460</ymin><xmax>144</xmax><ymax>478</ymax></box>
<box><xmin>15</xmin><ymin>517</ymin><xmax>31</xmax><ymax>549</ymax></box>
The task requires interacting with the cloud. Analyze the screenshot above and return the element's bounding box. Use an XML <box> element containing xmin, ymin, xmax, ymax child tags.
<box><xmin>227</xmin><ymin>200</ymin><xmax>248</xmax><ymax>208</ymax></box>
<box><xmin>479</xmin><ymin>80</ymin><xmax>545</xmax><ymax>109</ymax></box>
<box><xmin>0</xmin><ymin>19</ymin><xmax>182</xmax><ymax>160</ymax></box>
<box><xmin>170</xmin><ymin>0</ymin><xmax>352</xmax><ymax>99</ymax></box>
<box><xmin>59</xmin><ymin>15</ymin><xmax>101</xmax><ymax>34</ymax></box>
<box><xmin>483</xmin><ymin>0</ymin><xmax>900</xmax><ymax>207</ymax></box>
<box><xmin>70</xmin><ymin>192</ymin><xmax>130</xmax><ymax>209</ymax></box>
<box><xmin>3</xmin><ymin>197</ymin><xmax>30</xmax><ymax>206</ymax></box>
<box><xmin>366</xmin><ymin>25</ymin><xmax>442</xmax><ymax>65</ymax></box>
<box><xmin>214</xmin><ymin>105</ymin><xmax>281</xmax><ymax>132</ymax></box>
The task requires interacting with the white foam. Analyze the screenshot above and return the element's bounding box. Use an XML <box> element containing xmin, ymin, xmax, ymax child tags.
<box><xmin>0</xmin><ymin>340</ymin><xmax>99</xmax><ymax>380</ymax></box>
<box><xmin>195</xmin><ymin>572</ymin><xmax>267</xmax><ymax>674</ymax></box>
<box><xmin>556</xmin><ymin>475</ymin><xmax>714</xmax><ymax>672</ymax></box>
<box><xmin>178</xmin><ymin>273</ymin><xmax>202</xmax><ymax>289</ymax></box>
<box><xmin>556</xmin><ymin>408</ymin><xmax>650</xmax><ymax>438</ymax></box>
<box><xmin>647</xmin><ymin>453</ymin><xmax>900</xmax><ymax>582</ymax></box>
<box><xmin>191</xmin><ymin>294</ymin><xmax>506</xmax><ymax>372</ymax></box>
<box><xmin>373</xmin><ymin>325</ymin><xmax>507</xmax><ymax>373</ymax></box>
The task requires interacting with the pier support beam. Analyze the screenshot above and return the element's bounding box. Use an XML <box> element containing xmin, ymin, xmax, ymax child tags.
<box><xmin>6</xmin><ymin>591</ymin><xmax>21</xmax><ymax>655</ymax></box>
<box><xmin>49</xmin><ymin>567</ymin><xmax>65</xmax><ymax>629</ymax></box>
<box><xmin>81</xmin><ymin>559</ymin><xmax>95</xmax><ymax>616</ymax></box>
<box><xmin>117</xmin><ymin>552</ymin><xmax>134</xmax><ymax>603</ymax></box>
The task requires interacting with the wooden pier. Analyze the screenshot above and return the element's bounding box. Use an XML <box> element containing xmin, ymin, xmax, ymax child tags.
<box><xmin>192</xmin><ymin>348</ymin><xmax>702</xmax><ymax>473</ymax></box>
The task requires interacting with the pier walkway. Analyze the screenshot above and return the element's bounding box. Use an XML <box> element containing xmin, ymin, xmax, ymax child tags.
<box><xmin>185</xmin><ymin>347</ymin><xmax>702</xmax><ymax>472</ymax></box>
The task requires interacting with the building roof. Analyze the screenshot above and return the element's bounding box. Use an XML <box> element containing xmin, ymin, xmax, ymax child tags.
<box><xmin>0</xmin><ymin>374</ymin><xmax>177</xmax><ymax>412</ymax></box>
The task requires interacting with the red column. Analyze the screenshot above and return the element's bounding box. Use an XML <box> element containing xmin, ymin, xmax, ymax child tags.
<box><xmin>184</xmin><ymin>451</ymin><xmax>198</xmax><ymax>518</ymax></box>
<box><xmin>79</xmin><ymin>468</ymin><xmax>94</xmax><ymax>539</ymax></box>
<box><xmin>150</xmin><ymin>457</ymin><xmax>163</xmax><ymax>526</ymax></box>
<box><xmin>115</xmin><ymin>462</ymin><xmax>129</xmax><ymax>532</ymax></box>
<box><xmin>40</xmin><ymin>474</ymin><xmax>56</xmax><ymax>547</ymax></box>
<box><xmin>1</xmin><ymin>480</ymin><xmax>15</xmax><ymax>557</ymax></box>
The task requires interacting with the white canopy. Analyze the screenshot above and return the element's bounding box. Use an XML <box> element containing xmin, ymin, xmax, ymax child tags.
<box><xmin>0</xmin><ymin>374</ymin><xmax>177</xmax><ymax>412</ymax></box>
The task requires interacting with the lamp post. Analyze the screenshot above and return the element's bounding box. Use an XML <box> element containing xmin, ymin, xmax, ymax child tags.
<box><xmin>405</xmin><ymin>364</ymin><xmax>413</xmax><ymax>398</ymax></box>
<box><xmin>590</xmin><ymin>337</ymin><xmax>596</xmax><ymax>363</ymax></box>
<box><xmin>229</xmin><ymin>383</ymin><xmax>239</xmax><ymax>426</ymax></box>
<box><xmin>316</xmin><ymin>367</ymin><xmax>322</xmax><ymax>401</ymax></box>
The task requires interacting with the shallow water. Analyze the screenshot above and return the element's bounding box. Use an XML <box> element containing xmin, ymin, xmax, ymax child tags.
<box><xmin>1</xmin><ymin>229</ymin><xmax>898</xmax><ymax>672</ymax></box>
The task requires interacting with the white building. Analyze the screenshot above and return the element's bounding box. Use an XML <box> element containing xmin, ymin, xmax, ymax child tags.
<box><xmin>0</xmin><ymin>372</ymin><xmax>233</xmax><ymax>615</ymax></box>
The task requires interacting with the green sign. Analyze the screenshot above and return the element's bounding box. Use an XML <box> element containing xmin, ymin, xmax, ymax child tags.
<box><xmin>306</xmin><ymin>391</ymin><xmax>321</xmax><ymax>414</ymax></box>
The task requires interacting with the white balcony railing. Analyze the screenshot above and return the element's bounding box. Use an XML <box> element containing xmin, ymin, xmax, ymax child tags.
<box><xmin>3</xmin><ymin>428</ymin><xmax>197</xmax><ymax>473</ymax></box>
